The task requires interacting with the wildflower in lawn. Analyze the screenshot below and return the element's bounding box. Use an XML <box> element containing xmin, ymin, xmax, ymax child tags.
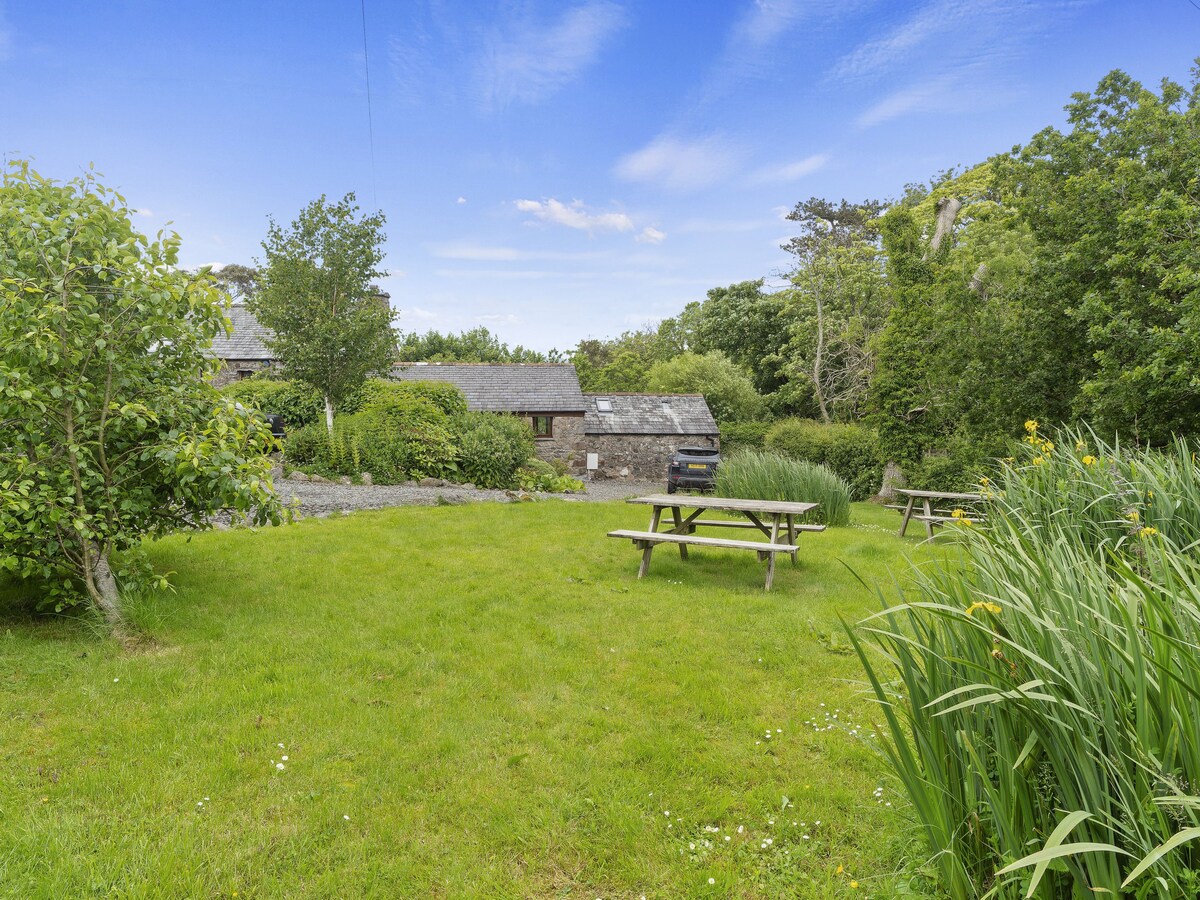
<box><xmin>1127</xmin><ymin>509</ymin><xmax>1140</xmax><ymax>522</ymax></box>
<box><xmin>837</xmin><ymin>865</ymin><xmax>844</xmax><ymax>874</ymax></box>
<box><xmin>276</xmin><ymin>762</ymin><xmax>285</xmax><ymax>770</ymax></box>
<box><xmin>708</xmin><ymin>878</ymin><xmax>715</xmax><ymax>884</ymax></box>
<box><xmin>850</xmin><ymin>881</ymin><xmax>859</xmax><ymax>888</ymax></box>
<box><xmin>979</xmin><ymin>476</ymin><xmax>989</xmax><ymax>486</ymax></box>
<box><xmin>1025</xmin><ymin>419</ymin><xmax>1038</xmax><ymax>434</ymax></box>
<box><xmin>1032</xmin><ymin>456</ymin><xmax>1044</xmax><ymax>465</ymax></box>
<box><xmin>966</xmin><ymin>601</ymin><xmax>1001</xmax><ymax>616</ymax></box>
<box><xmin>1082</xmin><ymin>455</ymin><xmax>1096</xmax><ymax>466</ymax></box>
<box><xmin>1076</xmin><ymin>439</ymin><xmax>1086</xmax><ymax>452</ymax></box>
<box><xmin>951</xmin><ymin>508</ymin><xmax>965</xmax><ymax>518</ymax></box>
<box><xmin>1140</xmin><ymin>526</ymin><xmax>1159</xmax><ymax>538</ymax></box>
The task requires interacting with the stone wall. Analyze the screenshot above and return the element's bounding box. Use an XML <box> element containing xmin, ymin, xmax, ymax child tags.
<box><xmin>212</xmin><ymin>359</ymin><xmax>270</xmax><ymax>388</ymax></box>
<box><xmin>525</xmin><ymin>414</ymin><xmax>587</xmax><ymax>470</ymax></box>
<box><xmin>583</xmin><ymin>432</ymin><xmax>719</xmax><ymax>480</ymax></box>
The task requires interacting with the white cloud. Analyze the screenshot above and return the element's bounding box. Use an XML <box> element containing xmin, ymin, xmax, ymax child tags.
<box><xmin>133</xmin><ymin>208</ymin><xmax>154</xmax><ymax>217</ymax></box>
<box><xmin>514</xmin><ymin>198</ymin><xmax>634</xmax><ymax>233</ymax></box>
<box><xmin>636</xmin><ymin>227</ymin><xmax>666</xmax><ymax>245</ymax></box>
<box><xmin>477</xmin><ymin>2</ymin><xmax>627</xmax><ymax>108</ymax></box>
<box><xmin>614</xmin><ymin>134</ymin><xmax>742</xmax><ymax>192</ymax></box>
<box><xmin>456</xmin><ymin>196</ymin><xmax>467</xmax><ymax>205</ymax></box>
<box><xmin>729</xmin><ymin>0</ymin><xmax>808</xmax><ymax>51</ymax></box>
<box><xmin>748</xmin><ymin>153</ymin><xmax>829</xmax><ymax>185</ymax></box>
<box><xmin>853</xmin><ymin>75</ymin><xmax>1009</xmax><ymax>128</ymax></box>
<box><xmin>400</xmin><ymin>307</ymin><xmax>439</xmax><ymax>322</ymax></box>
<box><xmin>428</xmin><ymin>241</ymin><xmax>606</xmax><ymax>261</ymax></box>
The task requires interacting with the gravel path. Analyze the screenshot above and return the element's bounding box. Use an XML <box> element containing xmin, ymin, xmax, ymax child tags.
<box><xmin>276</xmin><ymin>473</ymin><xmax>663</xmax><ymax>518</ymax></box>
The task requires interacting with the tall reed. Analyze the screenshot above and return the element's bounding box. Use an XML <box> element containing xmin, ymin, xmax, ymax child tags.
<box><xmin>850</xmin><ymin>426</ymin><xmax>1200</xmax><ymax>898</ymax></box>
<box><xmin>716</xmin><ymin>449</ymin><xmax>851</xmax><ymax>526</ymax></box>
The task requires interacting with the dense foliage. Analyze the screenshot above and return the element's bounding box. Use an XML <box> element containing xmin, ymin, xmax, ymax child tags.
<box><xmin>853</xmin><ymin>428</ymin><xmax>1200</xmax><ymax>898</ymax></box>
<box><xmin>764</xmin><ymin>420</ymin><xmax>882</xmax><ymax>502</ymax></box>
<box><xmin>398</xmin><ymin>326</ymin><xmax>552</xmax><ymax>363</ymax></box>
<box><xmin>0</xmin><ymin>164</ymin><xmax>281</xmax><ymax>625</ymax></box>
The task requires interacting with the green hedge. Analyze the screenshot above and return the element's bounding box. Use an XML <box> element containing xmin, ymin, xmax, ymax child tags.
<box><xmin>222</xmin><ymin>378</ymin><xmax>323</xmax><ymax>430</ymax></box>
<box><xmin>718</xmin><ymin>420</ymin><xmax>771</xmax><ymax>453</ymax></box>
<box><xmin>764</xmin><ymin>420</ymin><xmax>883</xmax><ymax>501</ymax></box>
<box><xmin>455</xmin><ymin>412</ymin><xmax>535</xmax><ymax>489</ymax></box>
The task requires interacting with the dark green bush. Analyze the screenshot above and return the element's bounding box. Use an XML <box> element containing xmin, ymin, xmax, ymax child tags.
<box><xmin>764</xmin><ymin>419</ymin><xmax>883</xmax><ymax>501</ymax></box>
<box><xmin>342</xmin><ymin>378</ymin><xmax>468</xmax><ymax>418</ymax></box>
<box><xmin>907</xmin><ymin>428</ymin><xmax>1014</xmax><ymax>491</ymax></box>
<box><xmin>222</xmin><ymin>377</ymin><xmax>323</xmax><ymax>430</ymax></box>
<box><xmin>719</xmin><ymin>420</ymin><xmax>771</xmax><ymax>453</ymax></box>
<box><xmin>456</xmin><ymin>413</ymin><xmax>535</xmax><ymax>489</ymax></box>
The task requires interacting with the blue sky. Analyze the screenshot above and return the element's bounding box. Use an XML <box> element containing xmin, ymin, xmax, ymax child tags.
<box><xmin>3</xmin><ymin>1</ymin><xmax>1198</xmax><ymax>352</ymax></box>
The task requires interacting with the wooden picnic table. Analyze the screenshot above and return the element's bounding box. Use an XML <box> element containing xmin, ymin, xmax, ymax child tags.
<box><xmin>607</xmin><ymin>494</ymin><xmax>822</xmax><ymax>591</ymax></box>
<box><xmin>892</xmin><ymin>488</ymin><xmax>985</xmax><ymax>539</ymax></box>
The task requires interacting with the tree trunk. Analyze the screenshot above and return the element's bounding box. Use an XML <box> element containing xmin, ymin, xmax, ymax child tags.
<box><xmin>924</xmin><ymin>196</ymin><xmax>963</xmax><ymax>259</ymax></box>
<box><xmin>83</xmin><ymin>544</ymin><xmax>125</xmax><ymax>631</ymax></box>
<box><xmin>324</xmin><ymin>394</ymin><xmax>335</xmax><ymax>435</ymax></box>
<box><xmin>877</xmin><ymin>460</ymin><xmax>907</xmax><ymax>502</ymax></box>
<box><xmin>812</xmin><ymin>283</ymin><xmax>831</xmax><ymax>423</ymax></box>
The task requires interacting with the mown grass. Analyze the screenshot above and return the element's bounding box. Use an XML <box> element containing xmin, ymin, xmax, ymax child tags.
<box><xmin>1</xmin><ymin>501</ymin><xmax>940</xmax><ymax>898</ymax></box>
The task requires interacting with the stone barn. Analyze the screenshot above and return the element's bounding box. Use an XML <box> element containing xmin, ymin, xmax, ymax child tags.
<box><xmin>207</xmin><ymin>304</ymin><xmax>275</xmax><ymax>387</ymax></box>
<box><xmin>582</xmin><ymin>393</ymin><xmax>719</xmax><ymax>480</ymax></box>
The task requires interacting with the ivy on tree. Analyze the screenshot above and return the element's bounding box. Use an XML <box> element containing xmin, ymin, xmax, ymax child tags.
<box><xmin>251</xmin><ymin>193</ymin><xmax>395</xmax><ymax>434</ymax></box>
<box><xmin>0</xmin><ymin>163</ymin><xmax>283</xmax><ymax>631</ymax></box>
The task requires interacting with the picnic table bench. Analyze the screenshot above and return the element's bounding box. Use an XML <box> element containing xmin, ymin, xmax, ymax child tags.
<box><xmin>608</xmin><ymin>494</ymin><xmax>823</xmax><ymax>590</ymax></box>
<box><xmin>893</xmin><ymin>488</ymin><xmax>987</xmax><ymax>539</ymax></box>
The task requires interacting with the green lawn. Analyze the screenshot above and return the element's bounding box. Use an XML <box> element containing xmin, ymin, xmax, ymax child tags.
<box><xmin>0</xmin><ymin>501</ymin><xmax>941</xmax><ymax>899</ymax></box>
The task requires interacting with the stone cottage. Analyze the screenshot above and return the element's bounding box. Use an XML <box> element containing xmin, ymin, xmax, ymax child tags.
<box><xmin>582</xmin><ymin>393</ymin><xmax>719</xmax><ymax>480</ymax></box>
<box><xmin>391</xmin><ymin>366</ymin><xmax>719</xmax><ymax>479</ymax></box>
<box><xmin>207</xmin><ymin>304</ymin><xmax>275</xmax><ymax>387</ymax></box>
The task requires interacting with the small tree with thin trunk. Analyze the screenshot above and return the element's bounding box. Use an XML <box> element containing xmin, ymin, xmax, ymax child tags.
<box><xmin>0</xmin><ymin>163</ymin><xmax>283</xmax><ymax>633</ymax></box>
<box><xmin>251</xmin><ymin>193</ymin><xmax>394</xmax><ymax>433</ymax></box>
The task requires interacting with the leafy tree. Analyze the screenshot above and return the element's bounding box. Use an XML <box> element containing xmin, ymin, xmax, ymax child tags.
<box><xmin>569</xmin><ymin>328</ymin><xmax>676</xmax><ymax>393</ymax></box>
<box><xmin>646</xmin><ymin>351</ymin><xmax>766</xmax><ymax>423</ymax></box>
<box><xmin>0</xmin><ymin>163</ymin><xmax>282</xmax><ymax>631</ymax></box>
<box><xmin>251</xmin><ymin>193</ymin><xmax>395</xmax><ymax>434</ymax></box>
<box><xmin>209</xmin><ymin>263</ymin><xmax>259</xmax><ymax>302</ymax></box>
<box><xmin>398</xmin><ymin>326</ymin><xmax>547</xmax><ymax>363</ymax></box>
<box><xmin>782</xmin><ymin>200</ymin><xmax>890</xmax><ymax>422</ymax></box>
<box><xmin>996</xmin><ymin>67</ymin><xmax>1200</xmax><ymax>444</ymax></box>
<box><xmin>689</xmin><ymin>280</ymin><xmax>792</xmax><ymax>399</ymax></box>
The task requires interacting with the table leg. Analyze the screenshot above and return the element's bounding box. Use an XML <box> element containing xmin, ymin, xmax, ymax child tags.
<box><xmin>923</xmin><ymin>498</ymin><xmax>935</xmax><ymax>540</ymax></box>
<box><xmin>898</xmin><ymin>496</ymin><xmax>916</xmax><ymax>537</ymax></box>
<box><xmin>785</xmin><ymin>513</ymin><xmax>798</xmax><ymax>565</ymax></box>
<box><xmin>765</xmin><ymin>551</ymin><xmax>777</xmax><ymax>591</ymax></box>
<box><xmin>637</xmin><ymin>542</ymin><xmax>654</xmax><ymax>578</ymax></box>
<box><xmin>671</xmin><ymin>506</ymin><xmax>689</xmax><ymax>560</ymax></box>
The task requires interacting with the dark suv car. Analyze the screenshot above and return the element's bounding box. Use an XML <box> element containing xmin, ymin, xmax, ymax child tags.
<box><xmin>666</xmin><ymin>446</ymin><xmax>720</xmax><ymax>493</ymax></box>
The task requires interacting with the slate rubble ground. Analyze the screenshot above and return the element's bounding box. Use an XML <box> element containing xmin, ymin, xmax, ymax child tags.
<box><xmin>267</xmin><ymin>469</ymin><xmax>663</xmax><ymax>519</ymax></box>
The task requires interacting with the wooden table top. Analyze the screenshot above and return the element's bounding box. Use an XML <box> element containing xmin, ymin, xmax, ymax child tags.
<box><xmin>895</xmin><ymin>488</ymin><xmax>983</xmax><ymax>501</ymax></box>
<box><xmin>627</xmin><ymin>494</ymin><xmax>820</xmax><ymax>516</ymax></box>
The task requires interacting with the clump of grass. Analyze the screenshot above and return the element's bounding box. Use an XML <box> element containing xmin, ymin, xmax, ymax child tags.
<box><xmin>850</xmin><ymin>425</ymin><xmax>1200</xmax><ymax>898</ymax></box>
<box><xmin>716</xmin><ymin>449</ymin><xmax>851</xmax><ymax>526</ymax></box>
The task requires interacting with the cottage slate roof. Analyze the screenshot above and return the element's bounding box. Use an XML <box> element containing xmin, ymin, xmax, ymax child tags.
<box><xmin>583</xmin><ymin>393</ymin><xmax>718</xmax><ymax>436</ymax></box>
<box><xmin>390</xmin><ymin>363</ymin><xmax>587</xmax><ymax>413</ymax></box>
<box><xmin>207</xmin><ymin>304</ymin><xmax>274</xmax><ymax>360</ymax></box>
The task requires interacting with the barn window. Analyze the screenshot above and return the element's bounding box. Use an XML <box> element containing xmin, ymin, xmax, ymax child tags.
<box><xmin>533</xmin><ymin>416</ymin><xmax>553</xmax><ymax>438</ymax></box>
<box><xmin>595</xmin><ymin>398</ymin><xmax>613</xmax><ymax>413</ymax></box>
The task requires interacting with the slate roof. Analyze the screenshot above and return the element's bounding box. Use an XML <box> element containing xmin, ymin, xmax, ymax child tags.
<box><xmin>390</xmin><ymin>363</ymin><xmax>587</xmax><ymax>413</ymax></box>
<box><xmin>207</xmin><ymin>304</ymin><xmax>274</xmax><ymax>360</ymax></box>
<box><xmin>583</xmin><ymin>393</ymin><xmax>718</xmax><ymax>436</ymax></box>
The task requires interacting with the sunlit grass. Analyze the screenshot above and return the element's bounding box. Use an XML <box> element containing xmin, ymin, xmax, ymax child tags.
<box><xmin>1</xmin><ymin>501</ymin><xmax>939</xmax><ymax>898</ymax></box>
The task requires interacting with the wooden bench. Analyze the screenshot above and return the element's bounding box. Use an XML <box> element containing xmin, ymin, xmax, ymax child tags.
<box><xmin>607</xmin><ymin>529</ymin><xmax>800</xmax><ymax>591</ymax></box>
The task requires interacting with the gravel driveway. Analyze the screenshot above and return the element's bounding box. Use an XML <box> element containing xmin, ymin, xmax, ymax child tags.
<box><xmin>276</xmin><ymin>473</ymin><xmax>663</xmax><ymax>518</ymax></box>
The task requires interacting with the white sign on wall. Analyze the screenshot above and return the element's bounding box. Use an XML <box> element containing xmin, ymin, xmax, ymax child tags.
<box><xmin>586</xmin><ymin>453</ymin><xmax>599</xmax><ymax>470</ymax></box>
